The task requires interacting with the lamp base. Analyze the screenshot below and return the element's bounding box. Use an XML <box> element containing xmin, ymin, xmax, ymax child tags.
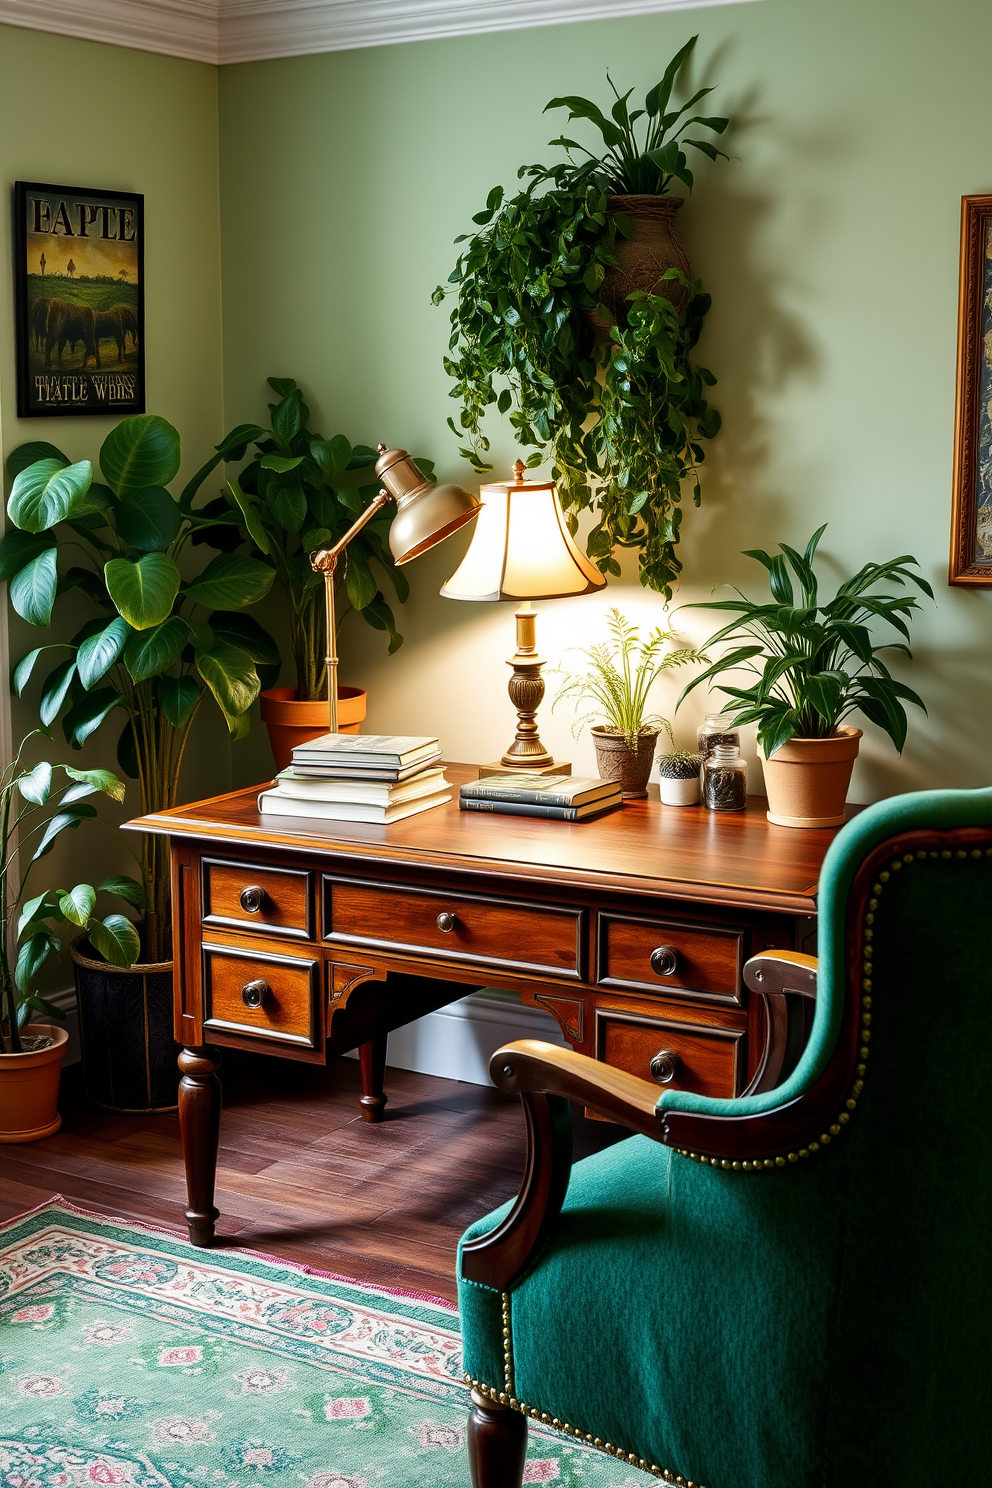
<box><xmin>478</xmin><ymin>759</ymin><xmax>572</xmax><ymax>779</ymax></box>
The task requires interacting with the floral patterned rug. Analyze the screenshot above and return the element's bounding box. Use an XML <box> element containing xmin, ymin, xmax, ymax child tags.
<box><xmin>0</xmin><ymin>1199</ymin><xmax>649</xmax><ymax>1487</ymax></box>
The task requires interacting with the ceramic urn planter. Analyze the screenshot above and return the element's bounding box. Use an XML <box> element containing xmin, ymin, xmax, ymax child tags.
<box><xmin>260</xmin><ymin>686</ymin><xmax>367</xmax><ymax>772</ymax></box>
<box><xmin>761</xmin><ymin>727</ymin><xmax>863</xmax><ymax>828</ymax></box>
<box><xmin>0</xmin><ymin>1024</ymin><xmax>69</xmax><ymax>1142</ymax></box>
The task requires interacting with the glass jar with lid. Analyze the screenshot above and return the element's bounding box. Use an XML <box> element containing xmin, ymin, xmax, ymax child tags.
<box><xmin>697</xmin><ymin>712</ymin><xmax>741</xmax><ymax>759</ymax></box>
<box><xmin>702</xmin><ymin>742</ymin><xmax>747</xmax><ymax>812</ymax></box>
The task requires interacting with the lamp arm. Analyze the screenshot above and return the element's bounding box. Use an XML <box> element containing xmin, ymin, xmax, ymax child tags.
<box><xmin>309</xmin><ymin>488</ymin><xmax>393</xmax><ymax>734</ymax></box>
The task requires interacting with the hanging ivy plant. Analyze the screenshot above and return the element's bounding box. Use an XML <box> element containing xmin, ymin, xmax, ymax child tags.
<box><xmin>433</xmin><ymin>36</ymin><xmax>726</xmax><ymax>599</ymax></box>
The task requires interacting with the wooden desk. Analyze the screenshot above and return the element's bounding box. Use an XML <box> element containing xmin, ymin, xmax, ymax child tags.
<box><xmin>129</xmin><ymin>765</ymin><xmax>841</xmax><ymax>1246</ymax></box>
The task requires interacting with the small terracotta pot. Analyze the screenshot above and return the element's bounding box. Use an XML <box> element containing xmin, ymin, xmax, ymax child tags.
<box><xmin>591</xmin><ymin>727</ymin><xmax>660</xmax><ymax>799</ymax></box>
<box><xmin>760</xmin><ymin>727</ymin><xmax>862</xmax><ymax>828</ymax></box>
<box><xmin>0</xmin><ymin>1023</ymin><xmax>68</xmax><ymax>1142</ymax></box>
<box><xmin>588</xmin><ymin>194</ymin><xmax>692</xmax><ymax>331</ymax></box>
<box><xmin>260</xmin><ymin>686</ymin><xmax>367</xmax><ymax>772</ymax></box>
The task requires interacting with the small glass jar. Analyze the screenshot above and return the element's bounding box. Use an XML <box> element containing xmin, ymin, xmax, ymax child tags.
<box><xmin>697</xmin><ymin>712</ymin><xmax>741</xmax><ymax>759</ymax></box>
<box><xmin>703</xmin><ymin>742</ymin><xmax>747</xmax><ymax>812</ymax></box>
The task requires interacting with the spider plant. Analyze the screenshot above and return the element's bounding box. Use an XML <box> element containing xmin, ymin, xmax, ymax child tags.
<box><xmin>677</xmin><ymin>526</ymin><xmax>933</xmax><ymax>757</ymax></box>
<box><xmin>554</xmin><ymin>608</ymin><xmax>702</xmax><ymax>747</ymax></box>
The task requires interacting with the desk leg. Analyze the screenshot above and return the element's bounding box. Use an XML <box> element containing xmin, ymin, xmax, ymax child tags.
<box><xmin>358</xmin><ymin>1035</ymin><xmax>388</xmax><ymax>1123</ymax></box>
<box><xmin>178</xmin><ymin>1046</ymin><xmax>222</xmax><ymax>1246</ymax></box>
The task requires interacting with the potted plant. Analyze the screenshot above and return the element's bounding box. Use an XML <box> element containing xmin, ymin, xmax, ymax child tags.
<box><xmin>656</xmin><ymin>748</ymin><xmax>702</xmax><ymax>806</ymax></box>
<box><xmin>3</xmin><ymin>414</ymin><xmax>278</xmax><ymax>1109</ymax></box>
<box><xmin>553</xmin><ymin>608</ymin><xmax>701</xmax><ymax>797</ymax></box>
<box><xmin>434</xmin><ymin>36</ymin><xmax>727</xmax><ymax>599</ymax></box>
<box><xmin>200</xmin><ymin>378</ymin><xmax>430</xmax><ymax>767</ymax></box>
<box><xmin>677</xmin><ymin>526</ymin><xmax>932</xmax><ymax>827</ymax></box>
<box><xmin>0</xmin><ymin>731</ymin><xmax>138</xmax><ymax>1141</ymax></box>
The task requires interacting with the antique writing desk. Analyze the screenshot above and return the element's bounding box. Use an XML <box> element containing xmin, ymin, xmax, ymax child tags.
<box><xmin>129</xmin><ymin>765</ymin><xmax>841</xmax><ymax>1246</ymax></box>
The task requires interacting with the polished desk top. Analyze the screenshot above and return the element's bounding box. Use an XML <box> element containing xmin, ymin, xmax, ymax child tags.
<box><xmin>127</xmin><ymin>765</ymin><xmax>851</xmax><ymax>917</ymax></box>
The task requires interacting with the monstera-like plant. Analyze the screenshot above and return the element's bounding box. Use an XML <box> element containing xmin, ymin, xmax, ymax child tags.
<box><xmin>3</xmin><ymin>415</ymin><xmax>279</xmax><ymax>961</ymax></box>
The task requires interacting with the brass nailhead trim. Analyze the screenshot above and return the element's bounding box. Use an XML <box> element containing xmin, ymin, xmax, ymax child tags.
<box><xmin>676</xmin><ymin>846</ymin><xmax>971</xmax><ymax>1173</ymax></box>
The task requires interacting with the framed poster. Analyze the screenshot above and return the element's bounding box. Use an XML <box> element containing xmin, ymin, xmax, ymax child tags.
<box><xmin>14</xmin><ymin>181</ymin><xmax>145</xmax><ymax>419</ymax></box>
<box><xmin>950</xmin><ymin>193</ymin><xmax>992</xmax><ymax>584</ymax></box>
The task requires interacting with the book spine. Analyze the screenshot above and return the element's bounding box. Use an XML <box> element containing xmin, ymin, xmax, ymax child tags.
<box><xmin>459</xmin><ymin>798</ymin><xmax>580</xmax><ymax>821</ymax></box>
<box><xmin>460</xmin><ymin>786</ymin><xmax>579</xmax><ymax>807</ymax></box>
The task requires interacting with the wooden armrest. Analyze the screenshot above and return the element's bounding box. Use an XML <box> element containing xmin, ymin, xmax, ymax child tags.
<box><xmin>490</xmin><ymin>1039</ymin><xmax>662</xmax><ymax>1136</ymax></box>
<box><xmin>460</xmin><ymin>1042</ymin><xmax>662</xmax><ymax>1292</ymax></box>
<box><xmin>740</xmin><ymin>950</ymin><xmax>819</xmax><ymax>1097</ymax></box>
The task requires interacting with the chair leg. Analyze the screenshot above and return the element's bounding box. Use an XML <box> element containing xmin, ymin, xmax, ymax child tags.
<box><xmin>468</xmin><ymin>1389</ymin><xmax>527</xmax><ymax>1488</ymax></box>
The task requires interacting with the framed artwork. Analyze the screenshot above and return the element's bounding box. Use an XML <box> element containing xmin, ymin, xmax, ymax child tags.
<box><xmin>14</xmin><ymin>181</ymin><xmax>145</xmax><ymax>419</ymax></box>
<box><xmin>950</xmin><ymin>193</ymin><xmax>992</xmax><ymax>584</ymax></box>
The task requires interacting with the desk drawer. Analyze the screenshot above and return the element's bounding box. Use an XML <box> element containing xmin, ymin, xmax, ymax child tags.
<box><xmin>202</xmin><ymin>942</ymin><xmax>318</xmax><ymax>1048</ymax></box>
<box><xmin>597</xmin><ymin>911</ymin><xmax>744</xmax><ymax>1003</ymax></box>
<box><xmin>596</xmin><ymin>1007</ymin><xmax>744</xmax><ymax>1098</ymax></box>
<box><xmin>202</xmin><ymin>857</ymin><xmax>313</xmax><ymax>940</ymax></box>
<box><xmin>323</xmin><ymin>876</ymin><xmax>584</xmax><ymax>978</ymax></box>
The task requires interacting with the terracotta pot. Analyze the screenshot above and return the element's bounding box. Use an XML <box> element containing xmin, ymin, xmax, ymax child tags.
<box><xmin>591</xmin><ymin>727</ymin><xmax>660</xmax><ymax>799</ymax></box>
<box><xmin>260</xmin><ymin>685</ymin><xmax>367</xmax><ymax>772</ymax></box>
<box><xmin>588</xmin><ymin>194</ymin><xmax>692</xmax><ymax>331</ymax></box>
<box><xmin>0</xmin><ymin>1023</ymin><xmax>68</xmax><ymax>1142</ymax></box>
<box><xmin>71</xmin><ymin>938</ymin><xmax>178</xmax><ymax>1112</ymax></box>
<box><xmin>760</xmin><ymin>727</ymin><xmax>862</xmax><ymax>828</ymax></box>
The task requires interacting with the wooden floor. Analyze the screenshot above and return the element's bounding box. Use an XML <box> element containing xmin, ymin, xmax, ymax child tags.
<box><xmin>0</xmin><ymin>1052</ymin><xmax>622</xmax><ymax>1303</ymax></box>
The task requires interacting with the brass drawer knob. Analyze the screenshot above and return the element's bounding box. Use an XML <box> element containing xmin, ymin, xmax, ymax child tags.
<box><xmin>436</xmin><ymin>911</ymin><xmax>457</xmax><ymax>933</ymax></box>
<box><xmin>650</xmin><ymin>1048</ymin><xmax>680</xmax><ymax>1085</ymax></box>
<box><xmin>240</xmin><ymin>885</ymin><xmax>268</xmax><ymax>914</ymax></box>
<box><xmin>650</xmin><ymin>945</ymin><xmax>679</xmax><ymax>977</ymax></box>
<box><xmin>241</xmin><ymin>979</ymin><xmax>270</xmax><ymax>1010</ymax></box>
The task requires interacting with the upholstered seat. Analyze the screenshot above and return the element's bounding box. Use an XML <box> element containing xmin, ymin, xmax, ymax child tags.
<box><xmin>458</xmin><ymin>788</ymin><xmax>992</xmax><ymax>1487</ymax></box>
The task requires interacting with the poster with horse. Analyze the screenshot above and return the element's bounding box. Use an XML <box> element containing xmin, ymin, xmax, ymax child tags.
<box><xmin>14</xmin><ymin>181</ymin><xmax>144</xmax><ymax>418</ymax></box>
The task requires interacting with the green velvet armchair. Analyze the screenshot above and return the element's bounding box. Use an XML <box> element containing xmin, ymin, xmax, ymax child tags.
<box><xmin>458</xmin><ymin>787</ymin><xmax>992</xmax><ymax>1488</ymax></box>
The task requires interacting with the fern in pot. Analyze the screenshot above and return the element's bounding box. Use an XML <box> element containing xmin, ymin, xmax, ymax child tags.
<box><xmin>554</xmin><ymin>609</ymin><xmax>701</xmax><ymax>797</ymax></box>
<box><xmin>678</xmin><ymin>526</ymin><xmax>932</xmax><ymax>827</ymax></box>
<box><xmin>3</xmin><ymin>414</ymin><xmax>277</xmax><ymax>1109</ymax></box>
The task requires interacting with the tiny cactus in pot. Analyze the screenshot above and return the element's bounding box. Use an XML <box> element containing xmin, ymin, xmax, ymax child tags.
<box><xmin>656</xmin><ymin>748</ymin><xmax>702</xmax><ymax>806</ymax></box>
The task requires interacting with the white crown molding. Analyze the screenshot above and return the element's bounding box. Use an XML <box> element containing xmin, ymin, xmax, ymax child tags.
<box><xmin>0</xmin><ymin>0</ymin><xmax>760</xmax><ymax>66</ymax></box>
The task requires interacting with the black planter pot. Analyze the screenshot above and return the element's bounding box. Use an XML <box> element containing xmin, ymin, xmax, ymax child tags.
<box><xmin>70</xmin><ymin>937</ymin><xmax>179</xmax><ymax>1112</ymax></box>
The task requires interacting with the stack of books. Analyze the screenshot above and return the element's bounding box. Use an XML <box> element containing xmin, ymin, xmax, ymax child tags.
<box><xmin>459</xmin><ymin>773</ymin><xmax>622</xmax><ymax>822</ymax></box>
<box><xmin>258</xmin><ymin>734</ymin><xmax>451</xmax><ymax>823</ymax></box>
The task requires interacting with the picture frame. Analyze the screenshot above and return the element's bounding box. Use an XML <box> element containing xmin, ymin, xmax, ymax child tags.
<box><xmin>14</xmin><ymin>181</ymin><xmax>145</xmax><ymax>419</ymax></box>
<box><xmin>950</xmin><ymin>193</ymin><xmax>992</xmax><ymax>585</ymax></box>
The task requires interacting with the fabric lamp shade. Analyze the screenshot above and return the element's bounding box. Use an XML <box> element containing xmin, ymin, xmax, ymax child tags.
<box><xmin>440</xmin><ymin>463</ymin><xmax>605</xmax><ymax>602</ymax></box>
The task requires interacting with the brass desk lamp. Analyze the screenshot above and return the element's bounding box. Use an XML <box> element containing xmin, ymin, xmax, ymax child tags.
<box><xmin>440</xmin><ymin>460</ymin><xmax>606</xmax><ymax>777</ymax></box>
<box><xmin>310</xmin><ymin>446</ymin><xmax>480</xmax><ymax>733</ymax></box>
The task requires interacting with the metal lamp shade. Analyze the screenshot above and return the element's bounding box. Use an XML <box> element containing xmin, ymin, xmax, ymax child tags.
<box><xmin>440</xmin><ymin>463</ymin><xmax>605</xmax><ymax>601</ymax></box>
<box><xmin>374</xmin><ymin>446</ymin><xmax>481</xmax><ymax>566</ymax></box>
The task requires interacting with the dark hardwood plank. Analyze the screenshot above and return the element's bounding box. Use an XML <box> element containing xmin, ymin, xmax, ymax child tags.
<box><xmin>0</xmin><ymin>1051</ymin><xmax>622</xmax><ymax>1303</ymax></box>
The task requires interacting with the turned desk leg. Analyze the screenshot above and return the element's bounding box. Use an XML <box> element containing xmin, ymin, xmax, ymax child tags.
<box><xmin>178</xmin><ymin>1046</ymin><xmax>222</xmax><ymax>1246</ymax></box>
<box><xmin>358</xmin><ymin>1035</ymin><xmax>388</xmax><ymax>1123</ymax></box>
<box><xmin>468</xmin><ymin>1391</ymin><xmax>527</xmax><ymax>1488</ymax></box>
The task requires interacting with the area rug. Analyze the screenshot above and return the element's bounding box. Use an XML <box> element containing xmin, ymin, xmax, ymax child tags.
<box><xmin>0</xmin><ymin>1198</ymin><xmax>650</xmax><ymax>1486</ymax></box>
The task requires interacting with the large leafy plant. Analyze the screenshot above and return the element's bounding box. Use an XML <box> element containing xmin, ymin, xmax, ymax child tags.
<box><xmin>553</xmin><ymin>608</ymin><xmax>701</xmax><ymax>747</ymax></box>
<box><xmin>198</xmin><ymin>378</ymin><xmax>426</xmax><ymax>702</ymax></box>
<box><xmin>0</xmin><ymin>731</ymin><xmax>140</xmax><ymax>1055</ymax></box>
<box><xmin>3</xmin><ymin>415</ymin><xmax>279</xmax><ymax>961</ymax></box>
<box><xmin>434</xmin><ymin>36</ymin><xmax>726</xmax><ymax>599</ymax></box>
<box><xmin>678</xmin><ymin>526</ymin><xmax>933</xmax><ymax>757</ymax></box>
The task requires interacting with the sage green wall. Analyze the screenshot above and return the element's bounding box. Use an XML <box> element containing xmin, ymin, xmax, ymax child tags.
<box><xmin>213</xmin><ymin>0</ymin><xmax>990</xmax><ymax>800</ymax></box>
<box><xmin>0</xmin><ymin>25</ymin><xmax>227</xmax><ymax>912</ymax></box>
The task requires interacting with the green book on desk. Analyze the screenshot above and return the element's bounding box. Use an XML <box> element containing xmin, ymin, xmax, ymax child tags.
<box><xmin>459</xmin><ymin>774</ymin><xmax>622</xmax><ymax>821</ymax></box>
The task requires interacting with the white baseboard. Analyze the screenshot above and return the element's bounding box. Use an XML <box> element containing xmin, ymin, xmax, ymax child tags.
<box><xmin>349</xmin><ymin>987</ymin><xmax>565</xmax><ymax>1087</ymax></box>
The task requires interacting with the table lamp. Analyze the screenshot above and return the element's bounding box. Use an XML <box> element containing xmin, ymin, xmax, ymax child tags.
<box><xmin>311</xmin><ymin>445</ymin><xmax>480</xmax><ymax>733</ymax></box>
<box><xmin>441</xmin><ymin>459</ymin><xmax>606</xmax><ymax>777</ymax></box>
